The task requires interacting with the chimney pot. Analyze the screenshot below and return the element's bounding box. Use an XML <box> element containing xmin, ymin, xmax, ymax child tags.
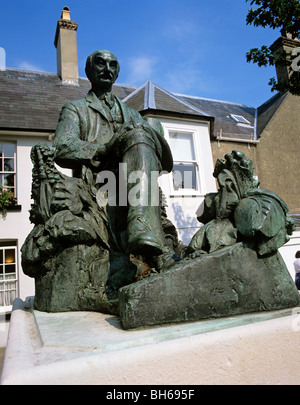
<box><xmin>61</xmin><ymin>6</ymin><xmax>71</xmax><ymax>20</ymax></box>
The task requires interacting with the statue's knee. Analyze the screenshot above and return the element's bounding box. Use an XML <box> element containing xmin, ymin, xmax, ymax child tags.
<box><xmin>121</xmin><ymin>129</ymin><xmax>156</xmax><ymax>152</ymax></box>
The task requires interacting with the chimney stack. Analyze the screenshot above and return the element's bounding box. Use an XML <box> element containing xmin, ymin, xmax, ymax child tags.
<box><xmin>54</xmin><ymin>6</ymin><xmax>79</xmax><ymax>85</ymax></box>
<box><xmin>270</xmin><ymin>30</ymin><xmax>299</xmax><ymax>93</ymax></box>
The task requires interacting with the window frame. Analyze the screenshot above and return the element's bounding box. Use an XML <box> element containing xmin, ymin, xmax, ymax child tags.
<box><xmin>0</xmin><ymin>141</ymin><xmax>17</xmax><ymax>198</ymax></box>
<box><xmin>230</xmin><ymin>114</ymin><xmax>251</xmax><ymax>125</ymax></box>
<box><xmin>163</xmin><ymin>122</ymin><xmax>206</xmax><ymax>197</ymax></box>
<box><xmin>0</xmin><ymin>241</ymin><xmax>18</xmax><ymax>313</ymax></box>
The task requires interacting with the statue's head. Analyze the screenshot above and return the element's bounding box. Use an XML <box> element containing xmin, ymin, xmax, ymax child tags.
<box><xmin>85</xmin><ymin>50</ymin><xmax>120</xmax><ymax>91</ymax></box>
<box><xmin>213</xmin><ymin>150</ymin><xmax>258</xmax><ymax>219</ymax></box>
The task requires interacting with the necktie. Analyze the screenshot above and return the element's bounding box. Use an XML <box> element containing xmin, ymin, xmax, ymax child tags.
<box><xmin>104</xmin><ymin>94</ymin><xmax>114</xmax><ymax>109</ymax></box>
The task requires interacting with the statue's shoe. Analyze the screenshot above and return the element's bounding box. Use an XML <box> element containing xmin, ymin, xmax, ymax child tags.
<box><xmin>127</xmin><ymin>215</ymin><xmax>163</xmax><ymax>256</ymax></box>
<box><xmin>154</xmin><ymin>248</ymin><xmax>181</xmax><ymax>272</ymax></box>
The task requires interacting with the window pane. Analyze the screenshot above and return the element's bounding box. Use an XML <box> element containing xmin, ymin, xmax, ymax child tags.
<box><xmin>0</xmin><ymin>244</ymin><xmax>18</xmax><ymax>307</ymax></box>
<box><xmin>5</xmin><ymin>249</ymin><xmax>15</xmax><ymax>264</ymax></box>
<box><xmin>173</xmin><ymin>163</ymin><xmax>198</xmax><ymax>190</ymax></box>
<box><xmin>7</xmin><ymin>289</ymin><xmax>16</xmax><ymax>306</ymax></box>
<box><xmin>4</xmin><ymin>264</ymin><xmax>15</xmax><ymax>274</ymax></box>
<box><xmin>3</xmin><ymin>173</ymin><xmax>14</xmax><ymax>187</ymax></box>
<box><xmin>4</xmin><ymin>158</ymin><xmax>14</xmax><ymax>172</ymax></box>
<box><xmin>3</xmin><ymin>143</ymin><xmax>15</xmax><ymax>157</ymax></box>
<box><xmin>230</xmin><ymin>114</ymin><xmax>250</xmax><ymax>124</ymax></box>
<box><xmin>168</xmin><ymin>132</ymin><xmax>195</xmax><ymax>161</ymax></box>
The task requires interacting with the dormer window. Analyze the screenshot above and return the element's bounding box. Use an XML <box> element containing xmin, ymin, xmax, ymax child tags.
<box><xmin>230</xmin><ymin>114</ymin><xmax>251</xmax><ymax>125</ymax></box>
<box><xmin>161</xmin><ymin>121</ymin><xmax>214</xmax><ymax>196</ymax></box>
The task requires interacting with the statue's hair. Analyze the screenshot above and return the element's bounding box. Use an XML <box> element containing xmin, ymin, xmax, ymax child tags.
<box><xmin>85</xmin><ymin>50</ymin><xmax>120</xmax><ymax>81</ymax></box>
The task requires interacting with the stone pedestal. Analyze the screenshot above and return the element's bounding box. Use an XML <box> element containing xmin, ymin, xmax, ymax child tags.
<box><xmin>1</xmin><ymin>297</ymin><xmax>300</xmax><ymax>385</ymax></box>
<box><xmin>119</xmin><ymin>244</ymin><xmax>300</xmax><ymax>329</ymax></box>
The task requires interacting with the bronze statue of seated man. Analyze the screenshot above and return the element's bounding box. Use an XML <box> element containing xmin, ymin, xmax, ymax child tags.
<box><xmin>53</xmin><ymin>50</ymin><xmax>180</xmax><ymax>261</ymax></box>
<box><xmin>21</xmin><ymin>50</ymin><xmax>183</xmax><ymax>313</ymax></box>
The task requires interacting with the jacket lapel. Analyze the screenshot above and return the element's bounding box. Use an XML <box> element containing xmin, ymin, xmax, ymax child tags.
<box><xmin>86</xmin><ymin>91</ymin><xmax>131</xmax><ymax>124</ymax></box>
<box><xmin>85</xmin><ymin>91</ymin><xmax>110</xmax><ymax>122</ymax></box>
<box><xmin>114</xmin><ymin>94</ymin><xmax>130</xmax><ymax>122</ymax></box>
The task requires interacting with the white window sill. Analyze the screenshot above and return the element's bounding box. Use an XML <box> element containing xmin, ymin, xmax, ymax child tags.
<box><xmin>169</xmin><ymin>192</ymin><xmax>204</xmax><ymax>198</ymax></box>
<box><xmin>0</xmin><ymin>306</ymin><xmax>12</xmax><ymax>314</ymax></box>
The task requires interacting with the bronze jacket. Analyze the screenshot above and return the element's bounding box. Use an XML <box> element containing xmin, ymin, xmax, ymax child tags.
<box><xmin>54</xmin><ymin>91</ymin><xmax>173</xmax><ymax>175</ymax></box>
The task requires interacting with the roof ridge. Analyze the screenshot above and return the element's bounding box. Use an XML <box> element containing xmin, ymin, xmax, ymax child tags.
<box><xmin>143</xmin><ymin>81</ymin><xmax>156</xmax><ymax>109</ymax></box>
<box><xmin>174</xmin><ymin>92</ymin><xmax>255</xmax><ymax>109</ymax></box>
<box><xmin>257</xmin><ymin>91</ymin><xmax>289</xmax><ymax>136</ymax></box>
<box><xmin>4</xmin><ymin>67</ymin><xmax>57</xmax><ymax>75</ymax></box>
<box><xmin>2</xmin><ymin>68</ymin><xmax>90</xmax><ymax>83</ymax></box>
<box><xmin>257</xmin><ymin>91</ymin><xmax>288</xmax><ymax>111</ymax></box>
<box><xmin>153</xmin><ymin>82</ymin><xmax>212</xmax><ymax>117</ymax></box>
<box><xmin>123</xmin><ymin>80</ymin><xmax>211</xmax><ymax>117</ymax></box>
<box><xmin>121</xmin><ymin>81</ymin><xmax>148</xmax><ymax>103</ymax></box>
<box><xmin>2</xmin><ymin>69</ymin><xmax>139</xmax><ymax>89</ymax></box>
<box><xmin>113</xmin><ymin>82</ymin><xmax>137</xmax><ymax>90</ymax></box>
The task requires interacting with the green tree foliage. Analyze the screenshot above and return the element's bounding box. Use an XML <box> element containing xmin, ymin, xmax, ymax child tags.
<box><xmin>246</xmin><ymin>0</ymin><xmax>300</xmax><ymax>94</ymax></box>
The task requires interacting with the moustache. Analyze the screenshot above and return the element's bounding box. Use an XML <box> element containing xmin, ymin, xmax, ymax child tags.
<box><xmin>99</xmin><ymin>71</ymin><xmax>114</xmax><ymax>79</ymax></box>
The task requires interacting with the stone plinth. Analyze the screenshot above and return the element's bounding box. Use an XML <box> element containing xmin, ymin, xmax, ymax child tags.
<box><xmin>119</xmin><ymin>244</ymin><xmax>300</xmax><ymax>329</ymax></box>
<box><xmin>1</xmin><ymin>297</ymin><xmax>300</xmax><ymax>385</ymax></box>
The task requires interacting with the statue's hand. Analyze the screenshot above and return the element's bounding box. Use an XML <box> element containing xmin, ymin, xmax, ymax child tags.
<box><xmin>94</xmin><ymin>132</ymin><xmax>121</xmax><ymax>161</ymax></box>
<box><xmin>104</xmin><ymin>131</ymin><xmax>121</xmax><ymax>155</ymax></box>
<box><xmin>121</xmin><ymin>119</ymin><xmax>154</xmax><ymax>134</ymax></box>
<box><xmin>106</xmin><ymin>120</ymin><xmax>157</xmax><ymax>158</ymax></box>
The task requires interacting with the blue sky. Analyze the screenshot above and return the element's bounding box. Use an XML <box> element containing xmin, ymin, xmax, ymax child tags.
<box><xmin>0</xmin><ymin>0</ymin><xmax>283</xmax><ymax>107</ymax></box>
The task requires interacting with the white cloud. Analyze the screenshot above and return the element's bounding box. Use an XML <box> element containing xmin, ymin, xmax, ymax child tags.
<box><xmin>164</xmin><ymin>67</ymin><xmax>210</xmax><ymax>95</ymax></box>
<box><xmin>125</xmin><ymin>56</ymin><xmax>157</xmax><ymax>85</ymax></box>
<box><xmin>18</xmin><ymin>61</ymin><xmax>44</xmax><ymax>72</ymax></box>
<box><xmin>164</xmin><ymin>19</ymin><xmax>197</xmax><ymax>42</ymax></box>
